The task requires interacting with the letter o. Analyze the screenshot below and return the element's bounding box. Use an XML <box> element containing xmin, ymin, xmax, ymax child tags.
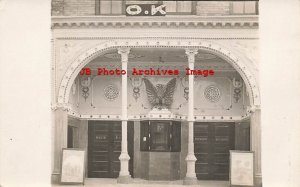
<box><xmin>126</xmin><ymin>5</ymin><xmax>142</xmax><ymax>15</ymax></box>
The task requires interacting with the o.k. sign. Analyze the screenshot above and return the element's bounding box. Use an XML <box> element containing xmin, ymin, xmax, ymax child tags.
<box><xmin>126</xmin><ymin>4</ymin><xmax>166</xmax><ymax>16</ymax></box>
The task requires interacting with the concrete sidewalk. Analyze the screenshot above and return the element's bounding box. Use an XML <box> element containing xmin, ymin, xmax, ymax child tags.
<box><xmin>52</xmin><ymin>178</ymin><xmax>229</xmax><ymax>187</ymax></box>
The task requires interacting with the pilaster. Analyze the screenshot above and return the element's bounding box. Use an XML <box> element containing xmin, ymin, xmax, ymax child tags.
<box><xmin>51</xmin><ymin>107</ymin><xmax>68</xmax><ymax>183</ymax></box>
<box><xmin>251</xmin><ymin>108</ymin><xmax>262</xmax><ymax>187</ymax></box>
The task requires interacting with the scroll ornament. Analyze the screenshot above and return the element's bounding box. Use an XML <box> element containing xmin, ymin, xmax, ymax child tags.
<box><xmin>80</xmin><ymin>76</ymin><xmax>91</xmax><ymax>101</ymax></box>
<box><xmin>233</xmin><ymin>77</ymin><xmax>243</xmax><ymax>103</ymax></box>
<box><xmin>130</xmin><ymin>77</ymin><xmax>142</xmax><ymax>101</ymax></box>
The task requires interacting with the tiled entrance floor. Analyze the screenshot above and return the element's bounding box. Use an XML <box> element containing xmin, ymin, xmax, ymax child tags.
<box><xmin>52</xmin><ymin>178</ymin><xmax>229</xmax><ymax>187</ymax></box>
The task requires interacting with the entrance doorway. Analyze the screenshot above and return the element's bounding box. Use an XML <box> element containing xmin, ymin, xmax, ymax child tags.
<box><xmin>139</xmin><ymin>120</ymin><xmax>181</xmax><ymax>180</ymax></box>
<box><xmin>194</xmin><ymin>123</ymin><xmax>235</xmax><ymax>180</ymax></box>
<box><xmin>88</xmin><ymin>121</ymin><xmax>121</xmax><ymax>178</ymax></box>
<box><xmin>88</xmin><ymin>121</ymin><xmax>134</xmax><ymax>178</ymax></box>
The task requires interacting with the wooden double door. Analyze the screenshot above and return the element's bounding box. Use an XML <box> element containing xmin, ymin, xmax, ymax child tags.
<box><xmin>194</xmin><ymin>123</ymin><xmax>235</xmax><ymax>180</ymax></box>
<box><xmin>88</xmin><ymin>121</ymin><xmax>134</xmax><ymax>178</ymax></box>
<box><xmin>88</xmin><ymin>121</ymin><xmax>121</xmax><ymax>178</ymax></box>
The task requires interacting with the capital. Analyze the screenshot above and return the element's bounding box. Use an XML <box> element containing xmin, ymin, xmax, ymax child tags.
<box><xmin>51</xmin><ymin>103</ymin><xmax>69</xmax><ymax>111</ymax></box>
<box><xmin>118</xmin><ymin>47</ymin><xmax>131</xmax><ymax>56</ymax></box>
<box><xmin>185</xmin><ymin>48</ymin><xmax>198</xmax><ymax>55</ymax></box>
<box><xmin>118</xmin><ymin>48</ymin><xmax>131</xmax><ymax>63</ymax></box>
<box><xmin>185</xmin><ymin>48</ymin><xmax>198</xmax><ymax>63</ymax></box>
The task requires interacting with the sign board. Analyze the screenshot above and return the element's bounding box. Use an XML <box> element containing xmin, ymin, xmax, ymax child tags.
<box><xmin>60</xmin><ymin>148</ymin><xmax>85</xmax><ymax>184</ymax></box>
<box><xmin>230</xmin><ymin>151</ymin><xmax>254</xmax><ymax>186</ymax></box>
<box><xmin>126</xmin><ymin>4</ymin><xmax>166</xmax><ymax>16</ymax></box>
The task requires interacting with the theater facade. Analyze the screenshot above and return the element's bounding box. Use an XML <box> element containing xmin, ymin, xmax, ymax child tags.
<box><xmin>51</xmin><ymin>1</ymin><xmax>261</xmax><ymax>186</ymax></box>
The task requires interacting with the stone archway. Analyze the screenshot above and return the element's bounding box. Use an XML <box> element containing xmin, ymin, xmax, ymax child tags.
<box><xmin>54</xmin><ymin>38</ymin><xmax>262</xmax><ymax>186</ymax></box>
<box><xmin>56</xmin><ymin>39</ymin><xmax>260</xmax><ymax>109</ymax></box>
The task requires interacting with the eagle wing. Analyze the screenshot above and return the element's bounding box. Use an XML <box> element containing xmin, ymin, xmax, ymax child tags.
<box><xmin>162</xmin><ymin>78</ymin><xmax>177</xmax><ymax>106</ymax></box>
<box><xmin>143</xmin><ymin>78</ymin><xmax>158</xmax><ymax>105</ymax></box>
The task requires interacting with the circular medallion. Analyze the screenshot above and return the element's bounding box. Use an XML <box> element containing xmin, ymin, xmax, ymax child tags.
<box><xmin>204</xmin><ymin>85</ymin><xmax>221</xmax><ymax>103</ymax></box>
<box><xmin>104</xmin><ymin>85</ymin><xmax>119</xmax><ymax>101</ymax></box>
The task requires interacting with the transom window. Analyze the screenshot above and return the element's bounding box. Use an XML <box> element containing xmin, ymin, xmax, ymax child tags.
<box><xmin>232</xmin><ymin>1</ymin><xmax>258</xmax><ymax>15</ymax></box>
<box><xmin>163</xmin><ymin>1</ymin><xmax>194</xmax><ymax>15</ymax></box>
<box><xmin>96</xmin><ymin>0</ymin><xmax>124</xmax><ymax>15</ymax></box>
<box><xmin>95</xmin><ymin>0</ymin><xmax>258</xmax><ymax>15</ymax></box>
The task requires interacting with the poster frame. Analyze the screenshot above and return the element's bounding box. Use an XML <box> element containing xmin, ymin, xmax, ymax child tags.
<box><xmin>230</xmin><ymin>150</ymin><xmax>255</xmax><ymax>187</ymax></box>
<box><xmin>60</xmin><ymin>148</ymin><xmax>86</xmax><ymax>185</ymax></box>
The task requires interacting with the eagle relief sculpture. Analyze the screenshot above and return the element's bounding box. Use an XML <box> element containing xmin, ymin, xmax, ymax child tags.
<box><xmin>143</xmin><ymin>78</ymin><xmax>177</xmax><ymax>110</ymax></box>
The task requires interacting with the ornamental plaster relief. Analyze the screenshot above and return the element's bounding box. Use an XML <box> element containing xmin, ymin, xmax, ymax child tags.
<box><xmin>54</xmin><ymin>39</ymin><xmax>110</xmax><ymax>93</ymax></box>
<box><xmin>51</xmin><ymin>16</ymin><xmax>258</xmax><ymax>30</ymax></box>
<box><xmin>232</xmin><ymin>40</ymin><xmax>259</xmax><ymax>70</ymax></box>
<box><xmin>67</xmin><ymin>77</ymin><xmax>79</xmax><ymax>113</ymax></box>
<box><xmin>71</xmin><ymin>74</ymin><xmax>247</xmax><ymax>117</ymax></box>
<box><xmin>52</xmin><ymin>29</ymin><xmax>258</xmax><ymax>40</ymax></box>
<box><xmin>206</xmin><ymin>39</ymin><xmax>260</xmax><ymax>95</ymax></box>
<box><xmin>77</xmin><ymin>76</ymin><xmax>122</xmax><ymax>115</ymax></box>
<box><xmin>53</xmin><ymin>38</ymin><xmax>260</xmax><ymax>111</ymax></box>
<box><xmin>194</xmin><ymin>77</ymin><xmax>232</xmax><ymax>111</ymax></box>
<box><xmin>216</xmin><ymin>40</ymin><xmax>259</xmax><ymax>74</ymax></box>
<box><xmin>51</xmin><ymin>17</ymin><xmax>258</xmax><ymax>39</ymax></box>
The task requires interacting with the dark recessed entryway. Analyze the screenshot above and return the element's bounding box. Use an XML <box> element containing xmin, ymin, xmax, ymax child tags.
<box><xmin>88</xmin><ymin>121</ymin><xmax>134</xmax><ymax>178</ymax></box>
<box><xmin>194</xmin><ymin>122</ymin><xmax>235</xmax><ymax>180</ymax></box>
<box><xmin>88</xmin><ymin>121</ymin><xmax>121</xmax><ymax>178</ymax></box>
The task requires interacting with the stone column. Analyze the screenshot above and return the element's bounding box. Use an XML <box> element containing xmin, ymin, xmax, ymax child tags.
<box><xmin>51</xmin><ymin>106</ymin><xmax>68</xmax><ymax>183</ymax></box>
<box><xmin>251</xmin><ymin>108</ymin><xmax>262</xmax><ymax>187</ymax></box>
<box><xmin>117</xmin><ymin>47</ymin><xmax>132</xmax><ymax>183</ymax></box>
<box><xmin>183</xmin><ymin>48</ymin><xmax>198</xmax><ymax>185</ymax></box>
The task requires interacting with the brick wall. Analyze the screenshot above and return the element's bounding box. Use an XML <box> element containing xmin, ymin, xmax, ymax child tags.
<box><xmin>51</xmin><ymin>0</ymin><xmax>64</xmax><ymax>16</ymax></box>
<box><xmin>52</xmin><ymin>0</ymin><xmax>95</xmax><ymax>16</ymax></box>
<box><xmin>196</xmin><ymin>2</ymin><xmax>231</xmax><ymax>16</ymax></box>
<box><xmin>51</xmin><ymin>0</ymin><xmax>256</xmax><ymax>16</ymax></box>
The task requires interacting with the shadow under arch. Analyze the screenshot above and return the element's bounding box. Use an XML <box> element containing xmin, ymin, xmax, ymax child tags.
<box><xmin>57</xmin><ymin>39</ymin><xmax>260</xmax><ymax>109</ymax></box>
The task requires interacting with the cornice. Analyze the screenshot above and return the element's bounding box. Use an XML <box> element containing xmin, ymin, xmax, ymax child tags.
<box><xmin>55</xmin><ymin>36</ymin><xmax>259</xmax><ymax>40</ymax></box>
<box><xmin>51</xmin><ymin>15</ymin><xmax>259</xmax><ymax>29</ymax></box>
<box><xmin>66</xmin><ymin>105</ymin><xmax>254</xmax><ymax>121</ymax></box>
<box><xmin>68</xmin><ymin>112</ymin><xmax>249</xmax><ymax>122</ymax></box>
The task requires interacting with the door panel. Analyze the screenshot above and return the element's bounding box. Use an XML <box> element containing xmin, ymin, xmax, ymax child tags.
<box><xmin>235</xmin><ymin>122</ymin><xmax>250</xmax><ymax>150</ymax></box>
<box><xmin>194</xmin><ymin>123</ymin><xmax>235</xmax><ymax>180</ymax></box>
<box><xmin>88</xmin><ymin>121</ymin><xmax>121</xmax><ymax>178</ymax></box>
<box><xmin>128</xmin><ymin>121</ymin><xmax>134</xmax><ymax>177</ymax></box>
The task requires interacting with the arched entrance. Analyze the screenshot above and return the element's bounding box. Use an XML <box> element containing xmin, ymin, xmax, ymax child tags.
<box><xmin>57</xmin><ymin>39</ymin><xmax>260</xmax><ymax>108</ymax></box>
<box><xmin>53</xmin><ymin>39</ymin><xmax>261</xmax><ymax>185</ymax></box>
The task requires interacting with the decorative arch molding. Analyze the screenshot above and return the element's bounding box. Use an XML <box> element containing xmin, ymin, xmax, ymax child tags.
<box><xmin>57</xmin><ymin>39</ymin><xmax>260</xmax><ymax>109</ymax></box>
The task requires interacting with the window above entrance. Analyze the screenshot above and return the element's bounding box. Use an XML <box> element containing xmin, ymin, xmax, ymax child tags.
<box><xmin>95</xmin><ymin>1</ymin><xmax>258</xmax><ymax>16</ymax></box>
<box><xmin>51</xmin><ymin>0</ymin><xmax>259</xmax><ymax>16</ymax></box>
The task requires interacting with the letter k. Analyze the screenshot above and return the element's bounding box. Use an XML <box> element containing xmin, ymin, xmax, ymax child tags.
<box><xmin>151</xmin><ymin>5</ymin><xmax>166</xmax><ymax>15</ymax></box>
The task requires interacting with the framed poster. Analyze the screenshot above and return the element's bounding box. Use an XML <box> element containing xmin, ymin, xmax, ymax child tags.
<box><xmin>230</xmin><ymin>151</ymin><xmax>254</xmax><ymax>187</ymax></box>
<box><xmin>60</xmin><ymin>148</ymin><xmax>85</xmax><ymax>184</ymax></box>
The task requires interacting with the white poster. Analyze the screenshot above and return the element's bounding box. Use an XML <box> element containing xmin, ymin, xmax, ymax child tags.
<box><xmin>61</xmin><ymin>149</ymin><xmax>85</xmax><ymax>184</ymax></box>
<box><xmin>230</xmin><ymin>151</ymin><xmax>254</xmax><ymax>186</ymax></box>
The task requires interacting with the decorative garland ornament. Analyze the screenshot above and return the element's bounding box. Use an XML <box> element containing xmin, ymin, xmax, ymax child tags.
<box><xmin>233</xmin><ymin>77</ymin><xmax>243</xmax><ymax>103</ymax></box>
<box><xmin>130</xmin><ymin>77</ymin><xmax>142</xmax><ymax>101</ymax></box>
<box><xmin>80</xmin><ymin>76</ymin><xmax>91</xmax><ymax>101</ymax></box>
<box><xmin>180</xmin><ymin>76</ymin><xmax>189</xmax><ymax>100</ymax></box>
